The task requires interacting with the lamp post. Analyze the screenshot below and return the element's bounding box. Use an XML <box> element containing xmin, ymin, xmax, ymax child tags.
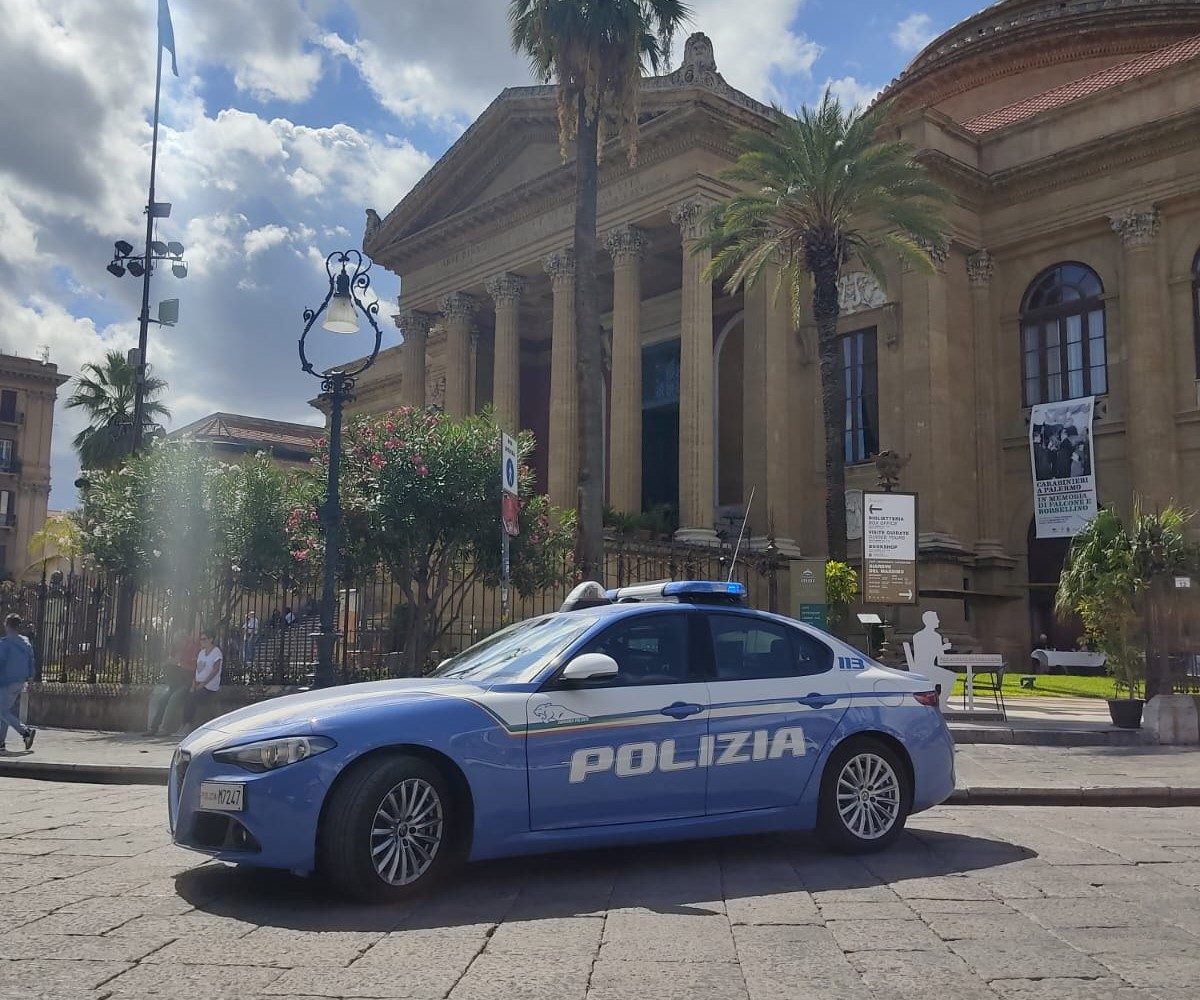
<box><xmin>299</xmin><ymin>250</ymin><xmax>384</xmax><ymax>688</ymax></box>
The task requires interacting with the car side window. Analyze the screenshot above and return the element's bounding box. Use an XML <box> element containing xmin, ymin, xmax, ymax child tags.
<box><xmin>707</xmin><ymin>616</ymin><xmax>835</xmax><ymax>680</ymax></box>
<box><xmin>793</xmin><ymin>629</ymin><xmax>835</xmax><ymax>677</ymax></box>
<box><xmin>708</xmin><ymin>616</ymin><xmax>799</xmax><ymax>681</ymax></box>
<box><xmin>569</xmin><ymin>614</ymin><xmax>693</xmax><ymax>687</ymax></box>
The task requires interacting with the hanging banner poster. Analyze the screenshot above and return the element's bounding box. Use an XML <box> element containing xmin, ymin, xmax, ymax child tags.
<box><xmin>1030</xmin><ymin>396</ymin><xmax>1097</xmax><ymax>539</ymax></box>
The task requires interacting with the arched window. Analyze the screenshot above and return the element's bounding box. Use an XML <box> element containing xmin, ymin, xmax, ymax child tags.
<box><xmin>1192</xmin><ymin>249</ymin><xmax>1200</xmax><ymax>378</ymax></box>
<box><xmin>1020</xmin><ymin>263</ymin><xmax>1107</xmax><ymax>406</ymax></box>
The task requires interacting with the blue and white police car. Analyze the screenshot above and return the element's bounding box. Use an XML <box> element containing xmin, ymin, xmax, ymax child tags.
<box><xmin>170</xmin><ymin>581</ymin><xmax>955</xmax><ymax>901</ymax></box>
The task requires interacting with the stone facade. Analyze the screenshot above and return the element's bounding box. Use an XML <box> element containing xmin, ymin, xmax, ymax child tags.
<box><xmin>0</xmin><ymin>352</ymin><xmax>69</xmax><ymax>581</ymax></box>
<box><xmin>341</xmin><ymin>2</ymin><xmax>1200</xmax><ymax>657</ymax></box>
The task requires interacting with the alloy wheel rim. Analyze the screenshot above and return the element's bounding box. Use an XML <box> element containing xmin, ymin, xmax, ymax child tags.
<box><xmin>370</xmin><ymin>777</ymin><xmax>443</xmax><ymax>885</ymax></box>
<box><xmin>835</xmin><ymin>752</ymin><xmax>901</xmax><ymax>840</ymax></box>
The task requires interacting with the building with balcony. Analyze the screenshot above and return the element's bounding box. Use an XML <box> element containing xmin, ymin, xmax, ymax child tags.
<box><xmin>0</xmin><ymin>352</ymin><xmax>69</xmax><ymax>580</ymax></box>
<box><xmin>334</xmin><ymin>0</ymin><xmax>1200</xmax><ymax>656</ymax></box>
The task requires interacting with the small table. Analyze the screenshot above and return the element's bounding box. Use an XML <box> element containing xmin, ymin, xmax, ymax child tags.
<box><xmin>938</xmin><ymin>653</ymin><xmax>1006</xmax><ymax>718</ymax></box>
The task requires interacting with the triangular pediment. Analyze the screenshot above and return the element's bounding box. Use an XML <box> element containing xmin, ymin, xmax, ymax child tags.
<box><xmin>364</xmin><ymin>33</ymin><xmax>774</xmax><ymax>256</ymax></box>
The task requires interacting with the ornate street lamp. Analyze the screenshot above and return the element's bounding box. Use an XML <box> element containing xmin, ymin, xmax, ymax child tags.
<box><xmin>299</xmin><ymin>250</ymin><xmax>383</xmax><ymax>688</ymax></box>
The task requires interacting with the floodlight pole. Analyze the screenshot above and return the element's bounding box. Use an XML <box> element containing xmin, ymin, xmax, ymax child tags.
<box><xmin>130</xmin><ymin>29</ymin><xmax>165</xmax><ymax>456</ymax></box>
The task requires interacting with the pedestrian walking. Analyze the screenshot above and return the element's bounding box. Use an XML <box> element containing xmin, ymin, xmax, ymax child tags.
<box><xmin>181</xmin><ymin>631</ymin><xmax>223</xmax><ymax>732</ymax></box>
<box><xmin>0</xmin><ymin>614</ymin><xmax>37</xmax><ymax>752</ymax></box>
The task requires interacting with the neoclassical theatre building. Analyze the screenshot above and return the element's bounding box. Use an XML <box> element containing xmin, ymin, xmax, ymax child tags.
<box><xmin>348</xmin><ymin>0</ymin><xmax>1200</xmax><ymax>655</ymax></box>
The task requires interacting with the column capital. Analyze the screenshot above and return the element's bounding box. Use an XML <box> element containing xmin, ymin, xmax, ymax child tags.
<box><xmin>670</xmin><ymin>198</ymin><xmax>713</xmax><ymax>241</ymax></box>
<box><xmin>485</xmin><ymin>272</ymin><xmax>525</xmax><ymax>307</ymax></box>
<box><xmin>438</xmin><ymin>291</ymin><xmax>478</xmax><ymax>323</ymax></box>
<box><xmin>543</xmin><ymin>248</ymin><xmax>576</xmax><ymax>285</ymax></box>
<box><xmin>1110</xmin><ymin>207</ymin><xmax>1160</xmax><ymax>249</ymax></box>
<box><xmin>966</xmin><ymin>249</ymin><xmax>994</xmax><ymax>288</ymax></box>
<box><xmin>605</xmin><ymin>225</ymin><xmax>648</xmax><ymax>266</ymax></box>
<box><xmin>393</xmin><ymin>306</ymin><xmax>435</xmax><ymax>339</ymax></box>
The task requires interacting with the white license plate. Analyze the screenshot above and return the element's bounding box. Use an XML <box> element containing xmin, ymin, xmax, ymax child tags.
<box><xmin>199</xmin><ymin>782</ymin><xmax>245</xmax><ymax>812</ymax></box>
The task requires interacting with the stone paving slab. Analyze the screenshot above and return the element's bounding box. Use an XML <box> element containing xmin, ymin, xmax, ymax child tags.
<box><xmin>4</xmin><ymin>778</ymin><xmax>1200</xmax><ymax>998</ymax></box>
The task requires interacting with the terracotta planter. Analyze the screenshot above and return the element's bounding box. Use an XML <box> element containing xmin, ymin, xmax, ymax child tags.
<box><xmin>1106</xmin><ymin>698</ymin><xmax>1144</xmax><ymax>730</ymax></box>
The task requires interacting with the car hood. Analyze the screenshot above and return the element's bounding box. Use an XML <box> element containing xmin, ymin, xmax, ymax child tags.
<box><xmin>183</xmin><ymin>678</ymin><xmax>489</xmax><ymax>751</ymax></box>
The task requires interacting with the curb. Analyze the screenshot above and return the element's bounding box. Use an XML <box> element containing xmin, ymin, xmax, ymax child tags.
<box><xmin>0</xmin><ymin>761</ymin><xmax>168</xmax><ymax>786</ymax></box>
<box><xmin>946</xmin><ymin>786</ymin><xmax>1200</xmax><ymax>807</ymax></box>
<box><xmin>949</xmin><ymin>726</ymin><xmax>1150</xmax><ymax>747</ymax></box>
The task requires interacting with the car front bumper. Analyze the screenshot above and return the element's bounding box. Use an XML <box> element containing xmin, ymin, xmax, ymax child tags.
<box><xmin>169</xmin><ymin>731</ymin><xmax>344</xmax><ymax>875</ymax></box>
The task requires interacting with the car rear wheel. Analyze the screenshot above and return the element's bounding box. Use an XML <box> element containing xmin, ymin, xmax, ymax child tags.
<box><xmin>318</xmin><ymin>754</ymin><xmax>460</xmax><ymax>902</ymax></box>
<box><xmin>817</xmin><ymin>738</ymin><xmax>910</xmax><ymax>853</ymax></box>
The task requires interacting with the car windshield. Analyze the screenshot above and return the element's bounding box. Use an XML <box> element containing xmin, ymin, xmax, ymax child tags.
<box><xmin>432</xmin><ymin>613</ymin><xmax>599</xmax><ymax>684</ymax></box>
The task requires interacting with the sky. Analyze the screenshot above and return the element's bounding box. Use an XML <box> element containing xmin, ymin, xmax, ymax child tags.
<box><xmin>0</xmin><ymin>0</ymin><xmax>988</xmax><ymax>509</ymax></box>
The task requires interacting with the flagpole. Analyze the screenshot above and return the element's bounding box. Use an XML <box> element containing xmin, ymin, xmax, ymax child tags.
<box><xmin>131</xmin><ymin>20</ymin><xmax>165</xmax><ymax>455</ymax></box>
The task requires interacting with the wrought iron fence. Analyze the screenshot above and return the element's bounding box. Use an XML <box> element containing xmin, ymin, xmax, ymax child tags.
<box><xmin>18</xmin><ymin>538</ymin><xmax>788</xmax><ymax>687</ymax></box>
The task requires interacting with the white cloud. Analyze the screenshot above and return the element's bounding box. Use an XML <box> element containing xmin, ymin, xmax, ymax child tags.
<box><xmin>822</xmin><ymin>76</ymin><xmax>882</xmax><ymax>111</ymax></box>
<box><xmin>244</xmin><ymin>224</ymin><xmax>291</xmax><ymax>258</ymax></box>
<box><xmin>891</xmin><ymin>13</ymin><xmax>937</xmax><ymax>54</ymax></box>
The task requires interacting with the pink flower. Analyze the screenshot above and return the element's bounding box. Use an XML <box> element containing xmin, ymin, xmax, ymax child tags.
<box><xmin>370</xmin><ymin>454</ymin><xmax>386</xmax><ymax>470</ymax></box>
<box><xmin>416</xmin><ymin>465</ymin><xmax>428</xmax><ymax>477</ymax></box>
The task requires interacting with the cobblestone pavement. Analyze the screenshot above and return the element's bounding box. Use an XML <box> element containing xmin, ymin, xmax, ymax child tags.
<box><xmin>3</xmin><ymin>780</ymin><xmax>1200</xmax><ymax>998</ymax></box>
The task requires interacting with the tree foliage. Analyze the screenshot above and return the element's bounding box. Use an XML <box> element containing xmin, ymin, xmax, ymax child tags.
<box><xmin>79</xmin><ymin>445</ymin><xmax>296</xmax><ymax>634</ymax></box>
<box><xmin>289</xmin><ymin>407</ymin><xmax>575</xmax><ymax>673</ymax></box>
<box><xmin>27</xmin><ymin>514</ymin><xmax>84</xmax><ymax>577</ymax></box>
<box><xmin>700</xmin><ymin>92</ymin><xmax>947</xmax><ymax>559</ymax></box>
<box><xmin>1056</xmin><ymin>503</ymin><xmax>1197</xmax><ymax>698</ymax></box>
<box><xmin>66</xmin><ymin>348</ymin><xmax>170</xmax><ymax>469</ymax></box>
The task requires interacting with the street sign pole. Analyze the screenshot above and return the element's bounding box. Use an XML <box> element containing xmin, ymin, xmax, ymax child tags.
<box><xmin>500</xmin><ymin>432</ymin><xmax>519</xmax><ymax>624</ymax></box>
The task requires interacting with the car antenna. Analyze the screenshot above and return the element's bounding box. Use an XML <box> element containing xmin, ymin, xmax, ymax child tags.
<box><xmin>726</xmin><ymin>485</ymin><xmax>755</xmax><ymax>584</ymax></box>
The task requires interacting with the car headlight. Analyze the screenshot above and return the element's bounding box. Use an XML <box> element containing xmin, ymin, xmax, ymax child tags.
<box><xmin>212</xmin><ymin>736</ymin><xmax>335</xmax><ymax>773</ymax></box>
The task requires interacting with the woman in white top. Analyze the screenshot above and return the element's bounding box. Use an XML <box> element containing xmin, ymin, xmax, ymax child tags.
<box><xmin>182</xmin><ymin>631</ymin><xmax>222</xmax><ymax>730</ymax></box>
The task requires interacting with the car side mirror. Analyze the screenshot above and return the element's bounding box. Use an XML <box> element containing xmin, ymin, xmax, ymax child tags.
<box><xmin>561</xmin><ymin>652</ymin><xmax>619</xmax><ymax>683</ymax></box>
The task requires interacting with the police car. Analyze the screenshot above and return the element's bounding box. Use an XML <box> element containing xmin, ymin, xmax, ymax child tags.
<box><xmin>170</xmin><ymin>581</ymin><xmax>955</xmax><ymax>901</ymax></box>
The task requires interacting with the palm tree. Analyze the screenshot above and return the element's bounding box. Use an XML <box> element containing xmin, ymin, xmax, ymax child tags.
<box><xmin>700</xmin><ymin>91</ymin><xmax>947</xmax><ymax>560</ymax></box>
<box><xmin>509</xmin><ymin>0</ymin><xmax>690</xmax><ymax>581</ymax></box>
<box><xmin>66</xmin><ymin>349</ymin><xmax>169</xmax><ymax>469</ymax></box>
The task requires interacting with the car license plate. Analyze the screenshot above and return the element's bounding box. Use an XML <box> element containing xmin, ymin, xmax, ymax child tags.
<box><xmin>199</xmin><ymin>781</ymin><xmax>244</xmax><ymax>812</ymax></box>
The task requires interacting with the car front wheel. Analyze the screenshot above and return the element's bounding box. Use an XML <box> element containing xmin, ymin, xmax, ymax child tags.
<box><xmin>817</xmin><ymin>738</ymin><xmax>910</xmax><ymax>853</ymax></box>
<box><xmin>318</xmin><ymin>754</ymin><xmax>460</xmax><ymax>902</ymax></box>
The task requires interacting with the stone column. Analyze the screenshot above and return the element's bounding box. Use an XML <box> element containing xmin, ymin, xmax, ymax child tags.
<box><xmin>967</xmin><ymin>251</ymin><xmax>1004</xmax><ymax>559</ymax></box>
<box><xmin>544</xmin><ymin>249</ymin><xmax>578</xmax><ymax>509</ymax></box>
<box><xmin>438</xmin><ymin>292</ymin><xmax>476</xmax><ymax>417</ymax></box>
<box><xmin>395</xmin><ymin>307</ymin><xmax>434</xmax><ymax>408</ymax></box>
<box><xmin>605</xmin><ymin>226</ymin><xmax>646</xmax><ymax>514</ymax></box>
<box><xmin>485</xmin><ymin>273</ymin><xmax>525</xmax><ymax>433</ymax></box>
<box><xmin>671</xmin><ymin>199</ymin><xmax>717</xmax><ymax>544</ymax></box>
<box><xmin>742</xmin><ymin>264</ymin><xmax>798</xmax><ymax>552</ymax></box>
<box><xmin>1110</xmin><ymin>207</ymin><xmax>1176</xmax><ymax>509</ymax></box>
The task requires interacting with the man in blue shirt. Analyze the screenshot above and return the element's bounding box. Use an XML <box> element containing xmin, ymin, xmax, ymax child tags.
<box><xmin>0</xmin><ymin>613</ymin><xmax>36</xmax><ymax>752</ymax></box>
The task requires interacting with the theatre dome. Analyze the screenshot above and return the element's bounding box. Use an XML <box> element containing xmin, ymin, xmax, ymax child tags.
<box><xmin>882</xmin><ymin>0</ymin><xmax>1200</xmax><ymax>123</ymax></box>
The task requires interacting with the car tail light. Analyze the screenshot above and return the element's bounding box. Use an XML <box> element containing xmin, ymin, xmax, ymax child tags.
<box><xmin>913</xmin><ymin>690</ymin><xmax>940</xmax><ymax>708</ymax></box>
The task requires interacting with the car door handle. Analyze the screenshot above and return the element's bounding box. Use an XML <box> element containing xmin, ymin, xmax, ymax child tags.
<box><xmin>660</xmin><ymin>702</ymin><xmax>704</xmax><ymax>719</ymax></box>
<box><xmin>798</xmin><ymin>693</ymin><xmax>839</xmax><ymax>708</ymax></box>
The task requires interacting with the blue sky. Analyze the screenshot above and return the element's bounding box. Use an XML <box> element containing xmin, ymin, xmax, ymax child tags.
<box><xmin>0</xmin><ymin>0</ymin><xmax>989</xmax><ymax>510</ymax></box>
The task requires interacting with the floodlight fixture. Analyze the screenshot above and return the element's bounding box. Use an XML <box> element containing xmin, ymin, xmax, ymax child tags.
<box><xmin>127</xmin><ymin>259</ymin><xmax>145</xmax><ymax>277</ymax></box>
<box><xmin>166</xmin><ymin>241</ymin><xmax>184</xmax><ymax>257</ymax></box>
<box><xmin>106</xmin><ymin>261</ymin><xmax>126</xmax><ymax>278</ymax></box>
<box><xmin>150</xmin><ymin>240</ymin><xmax>168</xmax><ymax>256</ymax></box>
<box><xmin>114</xmin><ymin>240</ymin><xmax>134</xmax><ymax>257</ymax></box>
<box><xmin>171</xmin><ymin>262</ymin><xmax>188</xmax><ymax>278</ymax></box>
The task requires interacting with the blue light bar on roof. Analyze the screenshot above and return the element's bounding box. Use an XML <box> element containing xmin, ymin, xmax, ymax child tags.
<box><xmin>663</xmin><ymin>580</ymin><xmax>747</xmax><ymax>597</ymax></box>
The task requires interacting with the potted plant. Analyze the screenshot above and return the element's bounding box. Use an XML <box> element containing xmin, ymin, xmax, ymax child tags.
<box><xmin>825</xmin><ymin>560</ymin><xmax>859</xmax><ymax>639</ymax></box>
<box><xmin>1056</xmin><ymin>503</ymin><xmax>1196</xmax><ymax>730</ymax></box>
